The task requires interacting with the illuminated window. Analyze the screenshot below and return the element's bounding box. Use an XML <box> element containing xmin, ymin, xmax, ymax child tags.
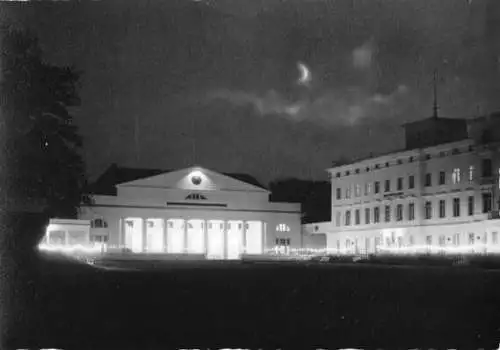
<box><xmin>469</xmin><ymin>166</ymin><xmax>475</xmax><ymax>184</ymax></box>
<box><xmin>468</xmin><ymin>233</ymin><xmax>475</xmax><ymax>245</ymax></box>
<box><xmin>275</xmin><ymin>238</ymin><xmax>291</xmax><ymax>255</ymax></box>
<box><xmin>492</xmin><ymin>232</ymin><xmax>498</xmax><ymax>245</ymax></box>
<box><xmin>185</xmin><ymin>193</ymin><xmax>207</xmax><ymax>200</ymax></box>
<box><xmin>68</xmin><ymin>230</ymin><xmax>87</xmax><ymax>245</ymax></box>
<box><xmin>364</xmin><ymin>182</ymin><xmax>371</xmax><ymax>196</ymax></box>
<box><xmin>453</xmin><ymin>198</ymin><xmax>461</xmax><ymax>217</ymax></box>
<box><xmin>408</xmin><ymin>235</ymin><xmax>414</xmax><ymax>246</ymax></box>
<box><xmin>276</xmin><ymin>224</ymin><xmax>290</xmax><ymax>232</ymax></box>
<box><xmin>452</xmin><ymin>233</ymin><xmax>460</xmax><ymax>246</ymax></box>
<box><xmin>355</xmin><ymin>184</ymin><xmax>361</xmax><ymax>197</ymax></box>
<box><xmin>426</xmin><ymin>235</ymin><xmax>432</xmax><ymax>246</ymax></box>
<box><xmin>345</xmin><ymin>187</ymin><xmax>352</xmax><ymax>199</ymax></box>
<box><xmin>91</xmin><ymin>235</ymin><xmax>108</xmax><ymax>244</ymax></box>
<box><xmin>452</xmin><ymin>168</ymin><xmax>461</xmax><ymax>184</ymax></box>
<box><xmin>345</xmin><ymin>239</ymin><xmax>351</xmax><ymax>249</ymax></box>
<box><xmin>438</xmin><ymin>235</ymin><xmax>446</xmax><ymax>247</ymax></box>
<box><xmin>92</xmin><ymin>218</ymin><xmax>108</xmax><ymax>228</ymax></box>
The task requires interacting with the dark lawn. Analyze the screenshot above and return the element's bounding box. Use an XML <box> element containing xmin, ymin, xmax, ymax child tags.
<box><xmin>4</xmin><ymin>252</ymin><xmax>500</xmax><ymax>350</ymax></box>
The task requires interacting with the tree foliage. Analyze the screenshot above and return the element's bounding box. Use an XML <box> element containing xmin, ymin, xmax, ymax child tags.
<box><xmin>1</xmin><ymin>25</ymin><xmax>89</xmax><ymax>218</ymax></box>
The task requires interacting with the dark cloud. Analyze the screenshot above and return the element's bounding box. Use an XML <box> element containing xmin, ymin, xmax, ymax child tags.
<box><xmin>4</xmin><ymin>0</ymin><xmax>499</xmax><ymax>182</ymax></box>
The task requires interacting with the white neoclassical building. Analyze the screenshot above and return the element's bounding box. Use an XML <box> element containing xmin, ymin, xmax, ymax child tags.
<box><xmin>306</xmin><ymin>113</ymin><xmax>500</xmax><ymax>255</ymax></box>
<box><xmin>78</xmin><ymin>164</ymin><xmax>302</xmax><ymax>259</ymax></box>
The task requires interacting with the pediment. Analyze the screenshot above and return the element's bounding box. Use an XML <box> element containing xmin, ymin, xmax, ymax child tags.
<box><xmin>117</xmin><ymin>166</ymin><xmax>269</xmax><ymax>193</ymax></box>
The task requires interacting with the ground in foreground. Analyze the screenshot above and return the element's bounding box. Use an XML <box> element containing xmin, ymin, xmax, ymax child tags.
<box><xmin>4</xmin><ymin>252</ymin><xmax>500</xmax><ymax>350</ymax></box>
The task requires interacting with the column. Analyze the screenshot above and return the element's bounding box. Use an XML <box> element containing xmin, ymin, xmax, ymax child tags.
<box><xmin>223</xmin><ymin>220</ymin><xmax>228</xmax><ymax>259</ymax></box>
<box><xmin>183</xmin><ymin>219</ymin><xmax>188</xmax><ymax>254</ymax></box>
<box><xmin>203</xmin><ymin>219</ymin><xmax>208</xmax><ymax>257</ymax></box>
<box><xmin>163</xmin><ymin>218</ymin><xmax>168</xmax><ymax>253</ymax></box>
<box><xmin>262</xmin><ymin>221</ymin><xmax>266</xmax><ymax>254</ymax></box>
<box><xmin>119</xmin><ymin>218</ymin><xmax>125</xmax><ymax>249</ymax></box>
<box><xmin>242</xmin><ymin>221</ymin><xmax>248</xmax><ymax>254</ymax></box>
<box><xmin>142</xmin><ymin>218</ymin><xmax>147</xmax><ymax>253</ymax></box>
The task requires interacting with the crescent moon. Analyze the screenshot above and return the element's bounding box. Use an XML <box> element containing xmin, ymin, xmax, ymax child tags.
<box><xmin>297</xmin><ymin>62</ymin><xmax>311</xmax><ymax>85</ymax></box>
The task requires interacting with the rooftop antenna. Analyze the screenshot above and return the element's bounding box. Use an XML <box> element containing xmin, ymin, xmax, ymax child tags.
<box><xmin>432</xmin><ymin>69</ymin><xmax>439</xmax><ymax>119</ymax></box>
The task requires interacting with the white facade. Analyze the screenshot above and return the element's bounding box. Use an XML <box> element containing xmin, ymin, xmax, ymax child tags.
<box><xmin>314</xmin><ymin>138</ymin><xmax>500</xmax><ymax>255</ymax></box>
<box><xmin>78</xmin><ymin>166</ymin><xmax>302</xmax><ymax>259</ymax></box>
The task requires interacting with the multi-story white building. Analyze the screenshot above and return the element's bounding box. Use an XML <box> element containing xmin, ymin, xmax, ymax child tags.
<box><xmin>307</xmin><ymin>113</ymin><xmax>500</xmax><ymax>255</ymax></box>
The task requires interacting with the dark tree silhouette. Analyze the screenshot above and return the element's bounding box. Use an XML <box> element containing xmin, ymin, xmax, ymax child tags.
<box><xmin>269</xmin><ymin>178</ymin><xmax>331</xmax><ymax>224</ymax></box>
<box><xmin>1</xmin><ymin>26</ymin><xmax>89</xmax><ymax>220</ymax></box>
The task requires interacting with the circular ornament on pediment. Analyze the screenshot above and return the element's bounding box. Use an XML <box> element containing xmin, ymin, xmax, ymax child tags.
<box><xmin>191</xmin><ymin>175</ymin><xmax>202</xmax><ymax>185</ymax></box>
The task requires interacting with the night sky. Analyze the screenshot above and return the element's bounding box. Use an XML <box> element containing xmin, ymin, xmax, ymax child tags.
<box><xmin>3</xmin><ymin>0</ymin><xmax>500</xmax><ymax>184</ymax></box>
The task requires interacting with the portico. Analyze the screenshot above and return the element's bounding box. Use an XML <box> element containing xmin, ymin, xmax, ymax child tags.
<box><xmin>80</xmin><ymin>164</ymin><xmax>302</xmax><ymax>259</ymax></box>
<box><xmin>119</xmin><ymin>217</ymin><xmax>265</xmax><ymax>259</ymax></box>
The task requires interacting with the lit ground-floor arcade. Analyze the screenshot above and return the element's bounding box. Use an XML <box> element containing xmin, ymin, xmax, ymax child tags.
<box><xmin>309</xmin><ymin>220</ymin><xmax>500</xmax><ymax>255</ymax></box>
